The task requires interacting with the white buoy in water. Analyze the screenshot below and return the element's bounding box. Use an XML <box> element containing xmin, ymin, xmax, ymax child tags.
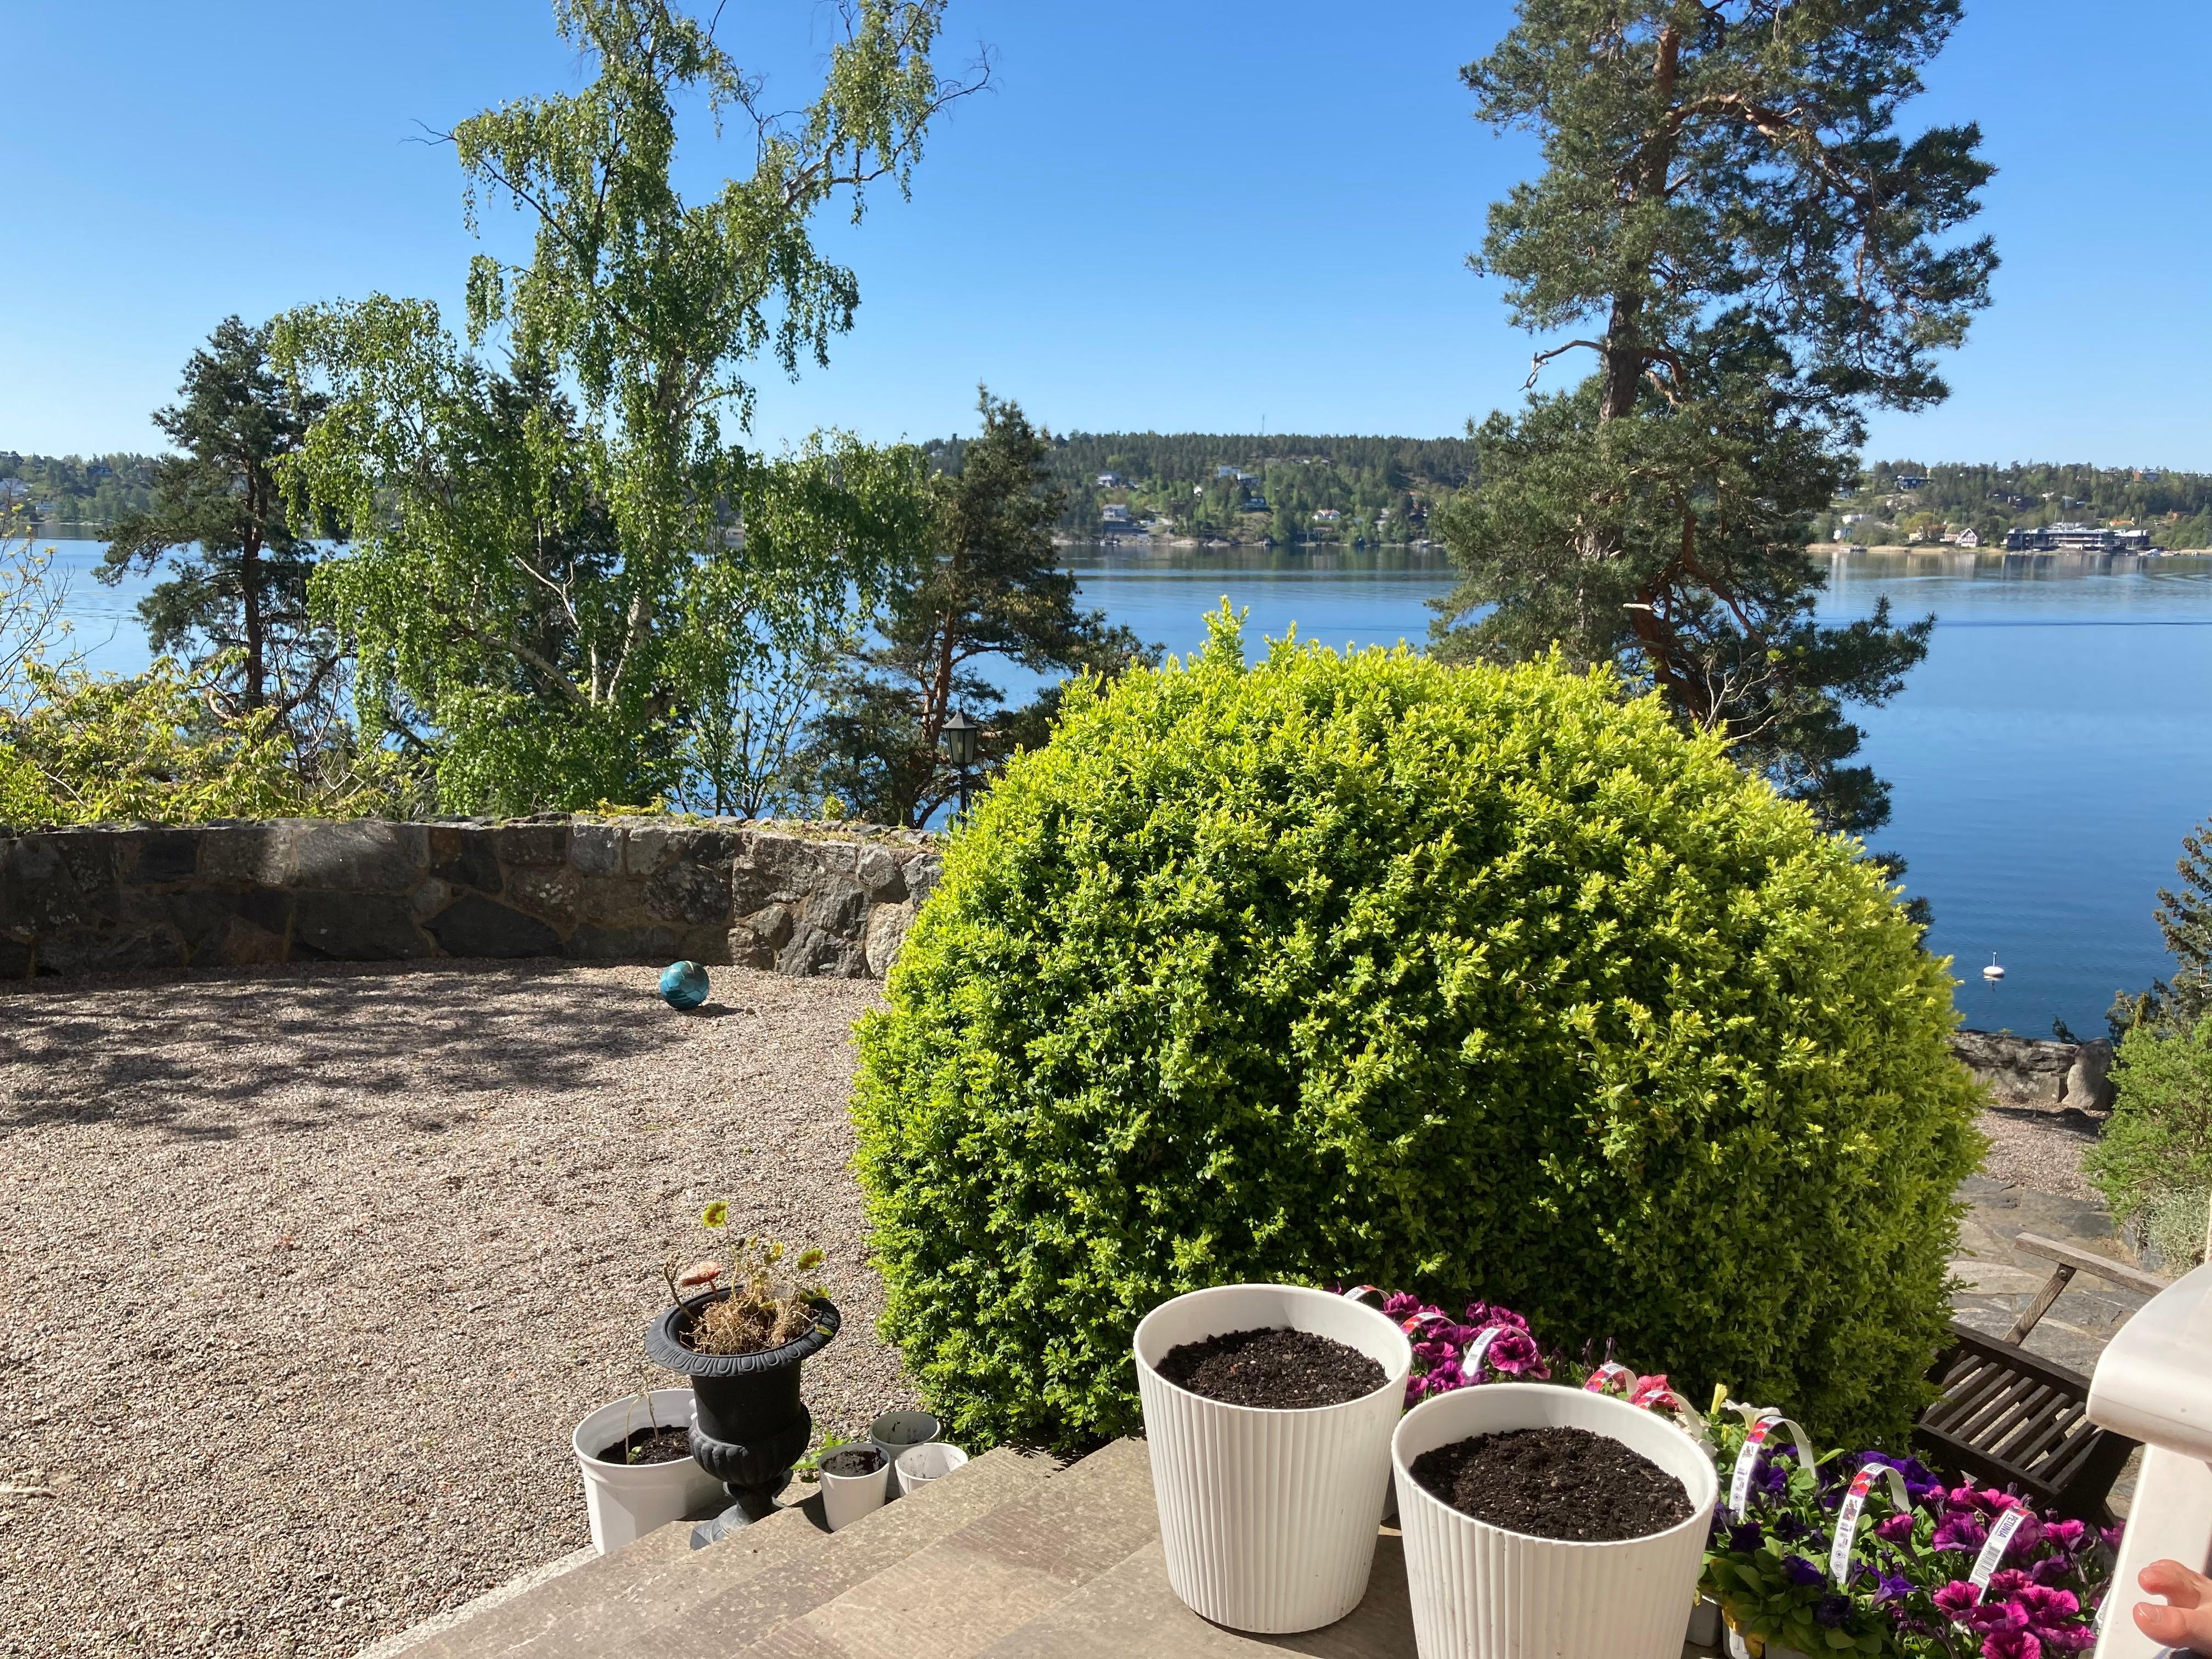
<box><xmin>1982</xmin><ymin>952</ymin><xmax>2006</xmax><ymax>981</ymax></box>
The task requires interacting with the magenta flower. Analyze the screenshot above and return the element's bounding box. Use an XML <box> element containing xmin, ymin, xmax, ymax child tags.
<box><xmin>1463</xmin><ymin>1300</ymin><xmax>1528</xmax><ymax>1333</ymax></box>
<box><xmin>1478</xmin><ymin>1327</ymin><xmax>1548</xmax><ymax>1380</ymax></box>
<box><xmin>1967</xmin><ymin>1599</ymin><xmax>2029</xmax><ymax>1635</ymax></box>
<box><xmin>2036</xmin><ymin>1625</ymin><xmax>2095</xmax><ymax>1655</ymax></box>
<box><xmin>1981</xmin><ymin>1631</ymin><xmax>2040</xmax><ymax>1659</ymax></box>
<box><xmin>2028</xmin><ymin>1557</ymin><xmax>2075</xmax><ymax>1588</ymax></box>
<box><xmin>1874</xmin><ymin>1513</ymin><xmax>1916</xmax><ymax>1543</ymax></box>
<box><xmin>2042</xmin><ymin>1517</ymin><xmax>2085</xmax><ymax>1553</ymax></box>
<box><xmin>1985</xmin><ymin>1570</ymin><xmax>2032</xmax><ymax>1600</ymax></box>
<box><xmin>1933</xmin><ymin>1582</ymin><xmax>1983</xmax><ymax>1621</ymax></box>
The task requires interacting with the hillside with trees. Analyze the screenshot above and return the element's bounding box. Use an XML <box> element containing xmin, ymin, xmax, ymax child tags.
<box><xmin>1824</xmin><ymin>461</ymin><xmax>2212</xmax><ymax>549</ymax></box>
<box><xmin>935</xmin><ymin>430</ymin><xmax>1481</xmax><ymax>546</ymax></box>
<box><xmin>0</xmin><ymin>452</ymin><xmax>157</xmax><ymax>527</ymax></box>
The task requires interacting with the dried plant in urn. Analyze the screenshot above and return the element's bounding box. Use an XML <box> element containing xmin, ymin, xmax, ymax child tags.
<box><xmin>645</xmin><ymin>1200</ymin><xmax>843</xmax><ymax>1529</ymax></box>
<box><xmin>663</xmin><ymin>1201</ymin><xmax>832</xmax><ymax>1357</ymax></box>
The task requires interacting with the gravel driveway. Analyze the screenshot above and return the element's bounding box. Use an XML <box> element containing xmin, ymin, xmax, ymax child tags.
<box><xmin>0</xmin><ymin>960</ymin><xmax>894</xmax><ymax>1659</ymax></box>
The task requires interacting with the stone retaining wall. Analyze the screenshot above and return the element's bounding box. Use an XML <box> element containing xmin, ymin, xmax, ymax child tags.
<box><xmin>0</xmin><ymin>816</ymin><xmax>941</xmax><ymax>981</ymax></box>
<box><xmin>1950</xmin><ymin>1029</ymin><xmax>2115</xmax><ymax>1115</ymax></box>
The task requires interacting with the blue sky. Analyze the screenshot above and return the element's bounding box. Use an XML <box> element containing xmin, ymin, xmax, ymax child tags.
<box><xmin>4</xmin><ymin>1</ymin><xmax>2207</xmax><ymax>465</ymax></box>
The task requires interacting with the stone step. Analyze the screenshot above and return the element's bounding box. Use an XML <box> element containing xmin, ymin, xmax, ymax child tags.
<box><xmin>496</xmin><ymin>1446</ymin><xmax>1059</xmax><ymax>1659</ymax></box>
<box><xmin>644</xmin><ymin>1436</ymin><xmax>1159</xmax><ymax>1659</ymax></box>
<box><xmin>407</xmin><ymin>1448</ymin><xmax>1050</xmax><ymax>1659</ymax></box>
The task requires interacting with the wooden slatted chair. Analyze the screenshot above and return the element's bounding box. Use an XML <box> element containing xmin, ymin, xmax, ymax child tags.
<box><xmin>1913</xmin><ymin>1233</ymin><xmax>2165</xmax><ymax>1521</ymax></box>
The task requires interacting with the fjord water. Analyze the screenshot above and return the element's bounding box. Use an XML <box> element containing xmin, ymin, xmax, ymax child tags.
<box><xmin>39</xmin><ymin>538</ymin><xmax>2212</xmax><ymax>1035</ymax></box>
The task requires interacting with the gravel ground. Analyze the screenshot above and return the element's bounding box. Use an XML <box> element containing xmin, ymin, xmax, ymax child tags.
<box><xmin>0</xmin><ymin>960</ymin><xmax>2118</xmax><ymax>1659</ymax></box>
<box><xmin>1977</xmin><ymin>1103</ymin><xmax>2106</xmax><ymax>1201</ymax></box>
<box><xmin>0</xmin><ymin>960</ymin><xmax>895</xmax><ymax>1659</ymax></box>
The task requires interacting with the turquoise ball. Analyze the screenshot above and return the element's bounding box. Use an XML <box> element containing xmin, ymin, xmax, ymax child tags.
<box><xmin>658</xmin><ymin>960</ymin><xmax>709</xmax><ymax>1010</ymax></box>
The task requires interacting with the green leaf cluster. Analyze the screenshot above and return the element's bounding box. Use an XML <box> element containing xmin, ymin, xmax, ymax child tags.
<box><xmin>852</xmin><ymin>606</ymin><xmax>1982</xmax><ymax>1453</ymax></box>
<box><xmin>2086</xmin><ymin>1014</ymin><xmax>2212</xmax><ymax>1271</ymax></box>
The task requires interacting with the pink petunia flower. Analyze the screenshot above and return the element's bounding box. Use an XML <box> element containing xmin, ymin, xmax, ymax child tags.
<box><xmin>1981</xmin><ymin>1631</ymin><xmax>2041</xmax><ymax>1659</ymax></box>
<box><xmin>1932</xmin><ymin>1582</ymin><xmax>1983</xmax><ymax>1621</ymax></box>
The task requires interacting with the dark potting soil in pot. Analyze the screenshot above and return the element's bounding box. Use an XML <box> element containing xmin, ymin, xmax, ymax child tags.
<box><xmin>1408</xmin><ymin>1426</ymin><xmax>1691</xmax><ymax>1542</ymax></box>
<box><xmin>597</xmin><ymin>1424</ymin><xmax>693</xmax><ymax>1466</ymax></box>
<box><xmin>821</xmin><ymin>1446</ymin><xmax>884</xmax><ymax>1477</ymax></box>
<box><xmin>1156</xmin><ymin>1327</ymin><xmax>1385</xmax><ymax>1408</ymax></box>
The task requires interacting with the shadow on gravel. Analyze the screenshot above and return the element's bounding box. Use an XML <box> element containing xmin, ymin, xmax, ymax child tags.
<box><xmin>0</xmin><ymin>958</ymin><xmax>675</xmax><ymax>1139</ymax></box>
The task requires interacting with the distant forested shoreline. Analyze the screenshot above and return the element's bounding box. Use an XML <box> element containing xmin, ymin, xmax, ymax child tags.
<box><xmin>9</xmin><ymin>442</ymin><xmax>2208</xmax><ymax>550</ymax></box>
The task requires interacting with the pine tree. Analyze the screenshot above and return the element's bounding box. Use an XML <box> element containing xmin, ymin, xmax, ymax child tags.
<box><xmin>1435</xmin><ymin>1</ymin><xmax>1995</xmax><ymax>834</ymax></box>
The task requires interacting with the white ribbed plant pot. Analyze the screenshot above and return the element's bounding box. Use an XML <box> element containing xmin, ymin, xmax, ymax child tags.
<box><xmin>1133</xmin><ymin>1283</ymin><xmax>1413</xmax><ymax>1634</ymax></box>
<box><xmin>870</xmin><ymin>1409</ymin><xmax>940</xmax><ymax>1493</ymax></box>
<box><xmin>1392</xmin><ymin>1382</ymin><xmax>1718</xmax><ymax>1659</ymax></box>
<box><xmin>572</xmin><ymin>1387</ymin><xmax>724</xmax><ymax>1554</ymax></box>
<box><xmin>894</xmin><ymin>1441</ymin><xmax>968</xmax><ymax>1495</ymax></box>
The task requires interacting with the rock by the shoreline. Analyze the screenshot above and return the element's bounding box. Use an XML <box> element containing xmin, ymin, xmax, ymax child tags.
<box><xmin>1951</xmin><ymin>1028</ymin><xmax>2114</xmax><ymax>1114</ymax></box>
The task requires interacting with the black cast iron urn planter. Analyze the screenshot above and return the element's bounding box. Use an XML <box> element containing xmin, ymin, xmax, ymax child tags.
<box><xmin>645</xmin><ymin>1288</ymin><xmax>841</xmax><ymax>1543</ymax></box>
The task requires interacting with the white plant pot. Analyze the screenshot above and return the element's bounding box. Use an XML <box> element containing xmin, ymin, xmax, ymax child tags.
<box><xmin>1133</xmin><ymin>1283</ymin><xmax>1414</xmax><ymax>1635</ymax></box>
<box><xmin>572</xmin><ymin>1387</ymin><xmax>724</xmax><ymax>1555</ymax></box>
<box><xmin>1686</xmin><ymin>1595</ymin><xmax>1721</xmax><ymax>1650</ymax></box>
<box><xmin>894</xmin><ymin>1440</ymin><xmax>968</xmax><ymax>1495</ymax></box>
<box><xmin>819</xmin><ymin>1448</ymin><xmax>893</xmax><ymax>1532</ymax></box>
<box><xmin>1392</xmin><ymin>1381</ymin><xmax>1718</xmax><ymax>1659</ymax></box>
<box><xmin>870</xmin><ymin>1408</ymin><xmax>940</xmax><ymax>1479</ymax></box>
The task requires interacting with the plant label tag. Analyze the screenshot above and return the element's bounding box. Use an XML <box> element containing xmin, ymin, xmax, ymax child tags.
<box><xmin>1338</xmin><ymin>1285</ymin><xmax>1388</xmax><ymax>1311</ymax></box>
<box><xmin>1583</xmin><ymin>1361</ymin><xmax>1632</xmax><ymax>1393</ymax></box>
<box><xmin>1967</xmin><ymin>1507</ymin><xmax>2028</xmax><ymax>1598</ymax></box>
<box><xmin>1726</xmin><ymin>1411</ymin><xmax>1815</xmax><ymax>1520</ymax></box>
<box><xmin>1827</xmin><ymin>1464</ymin><xmax>1910</xmax><ymax>1582</ymax></box>
<box><xmin>1460</xmin><ymin>1324</ymin><xmax>1511</xmax><ymax>1379</ymax></box>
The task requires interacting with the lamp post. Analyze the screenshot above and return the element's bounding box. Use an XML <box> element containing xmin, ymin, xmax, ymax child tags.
<box><xmin>938</xmin><ymin>709</ymin><xmax>979</xmax><ymax>817</ymax></box>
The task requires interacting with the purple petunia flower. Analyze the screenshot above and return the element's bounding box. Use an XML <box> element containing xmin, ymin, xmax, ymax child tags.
<box><xmin>1729</xmin><ymin>1520</ymin><xmax>1764</xmax><ymax>1553</ymax></box>
<box><xmin>1874</xmin><ymin>1513</ymin><xmax>1916</xmax><ymax>1544</ymax></box>
<box><xmin>2042</xmin><ymin>1517</ymin><xmax>2086</xmax><ymax>1554</ymax></box>
<box><xmin>1876</xmin><ymin>1573</ymin><xmax>1913</xmax><ymax>1605</ymax></box>
<box><xmin>1814</xmin><ymin>1593</ymin><xmax>1853</xmax><ymax>1629</ymax></box>
<box><xmin>1773</xmin><ymin>1513</ymin><xmax>1812</xmax><ymax>1543</ymax></box>
<box><xmin>1781</xmin><ymin>1555</ymin><xmax>1824</xmax><ymax>1589</ymax></box>
<box><xmin>1934</xmin><ymin>1512</ymin><xmax>1990</xmax><ymax>1553</ymax></box>
<box><xmin>1985</xmin><ymin>1570</ymin><xmax>2032</xmax><ymax>1600</ymax></box>
<box><xmin>2028</xmin><ymin>1557</ymin><xmax>2075</xmax><ymax>1588</ymax></box>
<box><xmin>1933</xmin><ymin>1581</ymin><xmax>1984</xmax><ymax>1620</ymax></box>
<box><xmin>2016</xmin><ymin>1585</ymin><xmax>2080</xmax><ymax>1630</ymax></box>
<box><xmin>1981</xmin><ymin>1630</ymin><xmax>2041</xmax><ymax>1659</ymax></box>
<box><xmin>2036</xmin><ymin>1625</ymin><xmax>2095</xmax><ymax>1655</ymax></box>
<box><xmin>1967</xmin><ymin>1599</ymin><xmax>2029</xmax><ymax>1635</ymax></box>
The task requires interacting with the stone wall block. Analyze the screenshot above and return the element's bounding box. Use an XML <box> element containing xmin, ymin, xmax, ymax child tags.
<box><xmin>291</xmin><ymin>893</ymin><xmax>432</xmax><ymax>961</ymax></box>
<box><xmin>128</xmin><ymin>831</ymin><xmax>200</xmax><ymax>884</ymax></box>
<box><xmin>162</xmin><ymin>892</ymin><xmax>239</xmax><ymax>953</ymax></box>
<box><xmin>38</xmin><ymin>926</ymin><xmax>189</xmax><ymax>976</ymax></box>
<box><xmin>494</xmin><ymin>823</ymin><xmax>569</xmax><ymax>868</ymax></box>
<box><xmin>736</xmin><ymin>904</ymin><xmax>795</xmax><ymax>951</ymax></box>
<box><xmin>507</xmin><ymin>866</ymin><xmax>584</xmax><ymax>930</ymax></box>
<box><xmin>428</xmin><ymin>827</ymin><xmax>503</xmax><ymax>895</ymax></box>
<box><xmin>55</xmin><ymin>833</ymin><xmax>122</xmax><ymax>898</ymax></box>
<box><xmin>856</xmin><ymin>843</ymin><xmax>906</xmax><ymax>902</ymax></box>
<box><xmin>411</xmin><ymin>879</ymin><xmax>452</xmax><ymax>921</ymax></box>
<box><xmin>645</xmin><ymin>860</ymin><xmax>730</xmax><ymax>927</ymax></box>
<box><xmin>865</xmin><ymin>899</ymin><xmax>917</xmax><ymax>977</ymax></box>
<box><xmin>623</xmin><ymin>827</ymin><xmax>674</xmax><ymax>875</ymax></box>
<box><xmin>778</xmin><ymin>924</ymin><xmax>867</xmax><ymax>979</ymax></box>
<box><xmin>577</xmin><ymin>877</ymin><xmax>653</xmax><ymax>928</ymax></box>
<box><xmin>664</xmin><ymin>830</ymin><xmax>733</xmax><ymax>867</ymax></box>
<box><xmin>213</xmin><ymin>914</ymin><xmax>290</xmax><ymax>967</ymax></box>
<box><xmin>0</xmin><ymin>933</ymin><xmax>32</xmax><ymax>978</ymax></box>
<box><xmin>200</xmin><ymin>825</ymin><xmax>285</xmax><ymax>887</ymax></box>
<box><xmin>675</xmin><ymin>925</ymin><xmax>736</xmax><ymax>967</ymax></box>
<box><xmin>3</xmin><ymin>837</ymin><xmax>101</xmax><ymax>933</ymax></box>
<box><xmin>904</xmin><ymin>855</ymin><xmax>941</xmax><ymax>909</ymax></box>
<box><xmin>290</xmin><ymin>821</ymin><xmax>424</xmax><ymax>894</ymax></box>
<box><xmin>568</xmin><ymin>826</ymin><xmax>623</xmax><ymax>877</ymax></box>
<box><xmin>568</xmin><ymin>923</ymin><xmax>680</xmax><ymax>961</ymax></box>
<box><xmin>423</xmin><ymin>894</ymin><xmax>561</xmax><ymax>959</ymax></box>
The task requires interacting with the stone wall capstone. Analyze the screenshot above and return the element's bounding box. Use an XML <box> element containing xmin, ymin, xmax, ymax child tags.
<box><xmin>1949</xmin><ymin>1029</ymin><xmax>2115</xmax><ymax>1115</ymax></box>
<box><xmin>0</xmin><ymin>816</ymin><xmax>940</xmax><ymax>981</ymax></box>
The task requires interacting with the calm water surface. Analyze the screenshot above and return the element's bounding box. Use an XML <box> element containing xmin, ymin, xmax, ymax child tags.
<box><xmin>36</xmin><ymin>538</ymin><xmax>2212</xmax><ymax>1036</ymax></box>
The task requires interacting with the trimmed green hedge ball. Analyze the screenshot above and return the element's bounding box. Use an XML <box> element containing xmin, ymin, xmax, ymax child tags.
<box><xmin>853</xmin><ymin>609</ymin><xmax>1980</xmax><ymax>1451</ymax></box>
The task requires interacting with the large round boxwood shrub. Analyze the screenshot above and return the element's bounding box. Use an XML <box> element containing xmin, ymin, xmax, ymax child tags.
<box><xmin>852</xmin><ymin>610</ymin><xmax>1980</xmax><ymax>1451</ymax></box>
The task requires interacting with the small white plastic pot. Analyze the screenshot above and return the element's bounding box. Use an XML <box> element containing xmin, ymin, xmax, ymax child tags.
<box><xmin>1133</xmin><ymin>1283</ymin><xmax>1414</xmax><ymax>1635</ymax></box>
<box><xmin>572</xmin><ymin>1387</ymin><xmax>724</xmax><ymax>1555</ymax></box>
<box><xmin>870</xmin><ymin>1408</ymin><xmax>940</xmax><ymax>1471</ymax></box>
<box><xmin>1392</xmin><ymin>1381</ymin><xmax>1718</xmax><ymax>1659</ymax></box>
<box><xmin>818</xmin><ymin>1446</ymin><xmax>893</xmax><ymax>1532</ymax></box>
<box><xmin>1686</xmin><ymin>1595</ymin><xmax>1722</xmax><ymax>1650</ymax></box>
<box><xmin>894</xmin><ymin>1440</ymin><xmax>968</xmax><ymax>1494</ymax></box>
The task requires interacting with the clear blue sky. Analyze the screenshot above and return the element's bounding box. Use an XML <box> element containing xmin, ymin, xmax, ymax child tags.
<box><xmin>4</xmin><ymin>1</ymin><xmax>2207</xmax><ymax>465</ymax></box>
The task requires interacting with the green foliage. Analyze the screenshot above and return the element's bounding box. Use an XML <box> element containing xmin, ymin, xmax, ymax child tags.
<box><xmin>853</xmin><ymin>607</ymin><xmax>1980</xmax><ymax>1453</ymax></box>
<box><xmin>811</xmin><ymin>391</ymin><xmax>1154</xmax><ymax>827</ymax></box>
<box><xmin>2086</xmin><ymin>1014</ymin><xmax>2212</xmax><ymax>1271</ymax></box>
<box><xmin>101</xmin><ymin>315</ymin><xmax>347</xmax><ymax>765</ymax></box>
<box><xmin>1437</xmin><ymin>0</ymin><xmax>1995</xmax><ymax>836</ymax></box>
<box><xmin>0</xmin><ymin>656</ymin><xmax>419</xmax><ymax>828</ymax></box>
<box><xmin>274</xmin><ymin>0</ymin><xmax>974</xmax><ymax>815</ymax></box>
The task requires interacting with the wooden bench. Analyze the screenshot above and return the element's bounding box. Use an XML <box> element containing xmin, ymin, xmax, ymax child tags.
<box><xmin>1912</xmin><ymin>1232</ymin><xmax>2164</xmax><ymax>1522</ymax></box>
